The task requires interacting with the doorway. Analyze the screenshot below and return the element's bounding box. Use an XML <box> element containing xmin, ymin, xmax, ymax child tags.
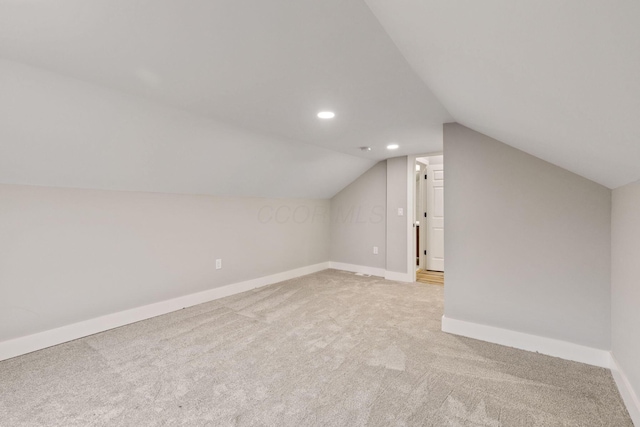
<box><xmin>414</xmin><ymin>155</ymin><xmax>444</xmax><ymax>285</ymax></box>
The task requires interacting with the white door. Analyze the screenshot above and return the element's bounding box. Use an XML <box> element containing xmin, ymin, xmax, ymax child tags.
<box><xmin>426</xmin><ymin>164</ymin><xmax>444</xmax><ymax>271</ymax></box>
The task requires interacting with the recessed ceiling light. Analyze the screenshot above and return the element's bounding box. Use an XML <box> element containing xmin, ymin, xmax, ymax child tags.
<box><xmin>387</xmin><ymin>144</ymin><xmax>399</xmax><ymax>150</ymax></box>
<box><xmin>359</xmin><ymin>146</ymin><xmax>372</xmax><ymax>151</ymax></box>
<box><xmin>317</xmin><ymin>111</ymin><xmax>335</xmax><ymax>119</ymax></box>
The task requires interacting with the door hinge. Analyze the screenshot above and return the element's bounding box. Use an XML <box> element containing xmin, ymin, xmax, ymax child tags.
<box><xmin>424</xmin><ymin>212</ymin><xmax>427</xmax><ymax>218</ymax></box>
<box><xmin>424</xmin><ymin>174</ymin><xmax>427</xmax><ymax>180</ymax></box>
<box><xmin>424</xmin><ymin>250</ymin><xmax>427</xmax><ymax>255</ymax></box>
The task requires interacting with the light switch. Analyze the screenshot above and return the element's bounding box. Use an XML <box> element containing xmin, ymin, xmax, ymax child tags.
<box><xmin>397</xmin><ymin>208</ymin><xmax>404</xmax><ymax>216</ymax></box>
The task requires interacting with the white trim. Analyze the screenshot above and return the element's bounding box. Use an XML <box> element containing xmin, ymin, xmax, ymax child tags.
<box><xmin>384</xmin><ymin>271</ymin><xmax>414</xmax><ymax>283</ymax></box>
<box><xmin>417</xmin><ymin>162</ymin><xmax>428</xmax><ymax>271</ymax></box>
<box><xmin>407</xmin><ymin>155</ymin><xmax>416</xmax><ymax>283</ymax></box>
<box><xmin>407</xmin><ymin>152</ymin><xmax>443</xmax><ymax>283</ymax></box>
<box><xmin>329</xmin><ymin>262</ymin><xmax>413</xmax><ymax>282</ymax></box>
<box><xmin>329</xmin><ymin>261</ymin><xmax>385</xmax><ymax>278</ymax></box>
<box><xmin>0</xmin><ymin>262</ymin><xmax>330</xmax><ymax>362</ymax></box>
<box><xmin>441</xmin><ymin>315</ymin><xmax>611</xmax><ymax>368</ymax></box>
<box><xmin>611</xmin><ymin>353</ymin><xmax>640</xmax><ymax>425</ymax></box>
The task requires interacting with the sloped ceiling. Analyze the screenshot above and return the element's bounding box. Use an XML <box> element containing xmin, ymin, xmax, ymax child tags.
<box><xmin>0</xmin><ymin>0</ymin><xmax>452</xmax><ymax>199</ymax></box>
<box><xmin>0</xmin><ymin>59</ymin><xmax>377</xmax><ymax>199</ymax></box>
<box><xmin>3</xmin><ymin>1</ymin><xmax>637</xmax><ymax>196</ymax></box>
<box><xmin>365</xmin><ymin>0</ymin><xmax>640</xmax><ymax>189</ymax></box>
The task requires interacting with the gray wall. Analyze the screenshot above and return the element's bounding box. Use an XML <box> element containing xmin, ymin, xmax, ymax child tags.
<box><xmin>612</xmin><ymin>179</ymin><xmax>640</xmax><ymax>398</ymax></box>
<box><xmin>329</xmin><ymin>156</ymin><xmax>410</xmax><ymax>276</ymax></box>
<box><xmin>386</xmin><ymin>157</ymin><xmax>409</xmax><ymax>274</ymax></box>
<box><xmin>0</xmin><ymin>184</ymin><xmax>330</xmax><ymax>342</ymax></box>
<box><xmin>444</xmin><ymin>123</ymin><xmax>611</xmax><ymax>349</ymax></box>
<box><xmin>330</xmin><ymin>162</ymin><xmax>386</xmax><ymax>269</ymax></box>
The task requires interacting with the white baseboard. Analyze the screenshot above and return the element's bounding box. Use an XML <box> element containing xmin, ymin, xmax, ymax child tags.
<box><xmin>0</xmin><ymin>262</ymin><xmax>330</xmax><ymax>362</ymax></box>
<box><xmin>329</xmin><ymin>261</ymin><xmax>386</xmax><ymax>278</ymax></box>
<box><xmin>329</xmin><ymin>262</ymin><xmax>415</xmax><ymax>283</ymax></box>
<box><xmin>441</xmin><ymin>315</ymin><xmax>611</xmax><ymax>368</ymax></box>
<box><xmin>384</xmin><ymin>270</ymin><xmax>414</xmax><ymax>283</ymax></box>
<box><xmin>611</xmin><ymin>354</ymin><xmax>640</xmax><ymax>426</ymax></box>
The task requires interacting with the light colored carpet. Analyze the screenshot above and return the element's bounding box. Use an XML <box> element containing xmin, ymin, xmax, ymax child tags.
<box><xmin>0</xmin><ymin>269</ymin><xmax>632</xmax><ymax>426</ymax></box>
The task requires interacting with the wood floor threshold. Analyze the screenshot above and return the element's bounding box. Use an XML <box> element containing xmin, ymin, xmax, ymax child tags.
<box><xmin>416</xmin><ymin>269</ymin><xmax>444</xmax><ymax>286</ymax></box>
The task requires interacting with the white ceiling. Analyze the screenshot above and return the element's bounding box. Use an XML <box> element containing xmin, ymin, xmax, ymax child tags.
<box><xmin>0</xmin><ymin>0</ymin><xmax>451</xmax><ymax>161</ymax></box>
<box><xmin>365</xmin><ymin>0</ymin><xmax>640</xmax><ymax>189</ymax></box>
<box><xmin>2</xmin><ymin>1</ymin><xmax>638</xmax><ymax>197</ymax></box>
<box><xmin>0</xmin><ymin>59</ymin><xmax>376</xmax><ymax>199</ymax></box>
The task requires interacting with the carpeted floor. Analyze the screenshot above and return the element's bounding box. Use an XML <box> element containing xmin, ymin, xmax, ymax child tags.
<box><xmin>0</xmin><ymin>269</ymin><xmax>632</xmax><ymax>426</ymax></box>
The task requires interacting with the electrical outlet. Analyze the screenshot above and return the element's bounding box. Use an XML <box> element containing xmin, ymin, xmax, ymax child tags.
<box><xmin>216</xmin><ymin>259</ymin><xmax>222</xmax><ymax>270</ymax></box>
<box><xmin>397</xmin><ymin>208</ymin><xmax>404</xmax><ymax>216</ymax></box>
<box><xmin>373</xmin><ymin>246</ymin><xmax>378</xmax><ymax>255</ymax></box>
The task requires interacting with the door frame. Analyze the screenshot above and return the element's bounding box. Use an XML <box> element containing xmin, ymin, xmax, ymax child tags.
<box><xmin>415</xmin><ymin>160</ymin><xmax>428</xmax><ymax>270</ymax></box>
<box><xmin>407</xmin><ymin>152</ymin><xmax>442</xmax><ymax>283</ymax></box>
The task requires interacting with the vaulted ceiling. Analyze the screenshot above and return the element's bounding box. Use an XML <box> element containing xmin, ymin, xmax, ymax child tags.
<box><xmin>0</xmin><ymin>0</ymin><xmax>450</xmax><ymax>198</ymax></box>
<box><xmin>0</xmin><ymin>0</ymin><xmax>638</xmax><ymax>198</ymax></box>
<box><xmin>365</xmin><ymin>0</ymin><xmax>640</xmax><ymax>189</ymax></box>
